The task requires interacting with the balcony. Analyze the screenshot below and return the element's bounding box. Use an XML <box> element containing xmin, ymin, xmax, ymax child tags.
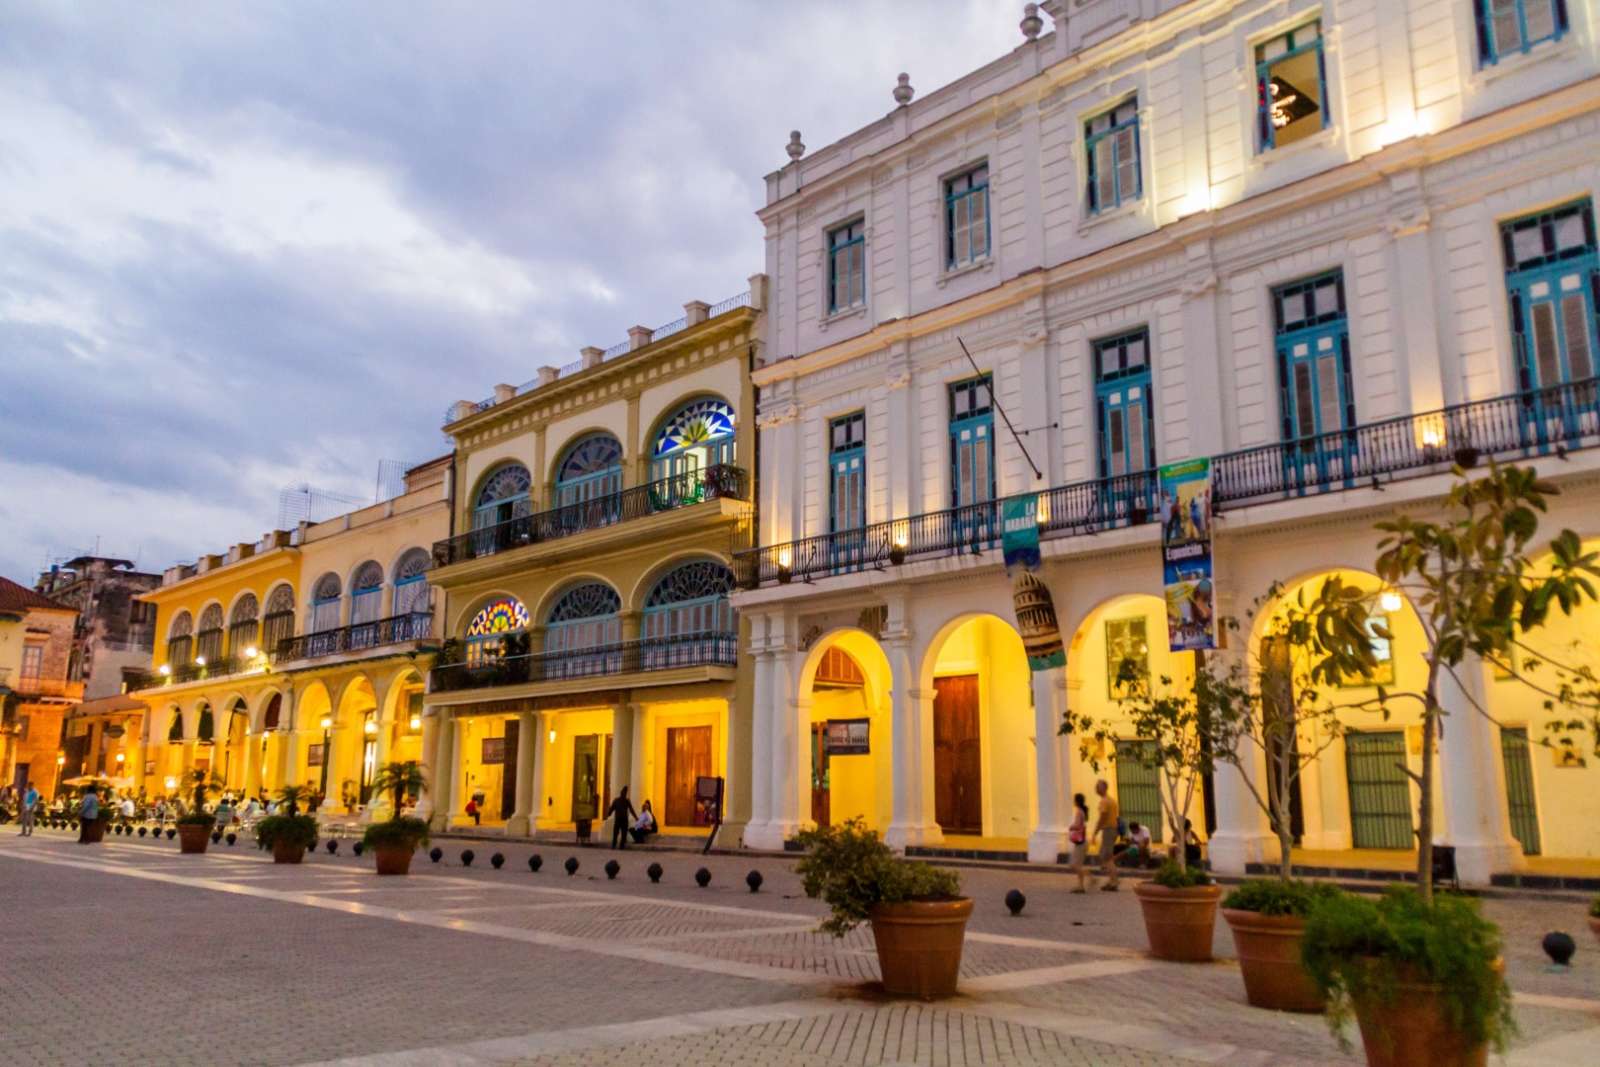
<box><xmin>429</xmin><ymin>631</ymin><xmax>737</xmax><ymax>694</ymax></box>
<box><xmin>735</xmin><ymin>377</ymin><xmax>1600</xmax><ymax>588</ymax></box>
<box><xmin>125</xmin><ymin>656</ymin><xmax>245</xmax><ymax>691</ymax></box>
<box><xmin>273</xmin><ymin>611</ymin><xmax>434</xmax><ymax>662</ymax></box>
<box><xmin>432</xmin><ymin>465</ymin><xmax>750</xmax><ymax>568</ymax></box>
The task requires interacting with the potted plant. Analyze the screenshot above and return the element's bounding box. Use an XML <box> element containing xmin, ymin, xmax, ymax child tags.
<box><xmin>1589</xmin><ymin>896</ymin><xmax>1600</xmax><ymax>945</ymax></box>
<box><xmin>362</xmin><ymin>761</ymin><xmax>429</xmax><ymax>875</ymax></box>
<box><xmin>254</xmin><ymin>786</ymin><xmax>318</xmax><ymax>863</ymax></box>
<box><xmin>176</xmin><ymin>770</ymin><xmax>221</xmax><ymax>854</ymax></box>
<box><xmin>1220</xmin><ymin>878</ymin><xmax>1336</xmax><ymax>1013</ymax></box>
<box><xmin>1302</xmin><ymin>885</ymin><xmax>1513</xmax><ymax>1067</ymax></box>
<box><xmin>793</xmin><ymin>818</ymin><xmax>966</xmax><ymax>999</ymax></box>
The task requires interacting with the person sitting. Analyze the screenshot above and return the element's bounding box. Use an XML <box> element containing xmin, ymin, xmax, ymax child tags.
<box><xmin>1119</xmin><ymin>821</ymin><xmax>1154</xmax><ymax>867</ymax></box>
<box><xmin>630</xmin><ymin>800</ymin><xmax>658</xmax><ymax>843</ymax></box>
<box><xmin>1183</xmin><ymin>818</ymin><xmax>1204</xmax><ymax>868</ymax></box>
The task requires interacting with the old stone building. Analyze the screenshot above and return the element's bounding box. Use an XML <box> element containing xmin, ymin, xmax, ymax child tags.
<box><xmin>36</xmin><ymin>556</ymin><xmax>161</xmax><ymax>700</ymax></box>
<box><xmin>0</xmin><ymin>576</ymin><xmax>83</xmax><ymax>798</ymax></box>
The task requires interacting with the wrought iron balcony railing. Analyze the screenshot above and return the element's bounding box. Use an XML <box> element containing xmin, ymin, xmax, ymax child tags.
<box><xmin>432</xmin><ymin>465</ymin><xmax>749</xmax><ymax>567</ymax></box>
<box><xmin>429</xmin><ymin>631</ymin><xmax>737</xmax><ymax>693</ymax></box>
<box><xmin>734</xmin><ymin>377</ymin><xmax>1600</xmax><ymax>589</ymax></box>
<box><xmin>125</xmin><ymin>655</ymin><xmax>245</xmax><ymax>692</ymax></box>
<box><xmin>273</xmin><ymin>612</ymin><xmax>434</xmax><ymax>662</ymax></box>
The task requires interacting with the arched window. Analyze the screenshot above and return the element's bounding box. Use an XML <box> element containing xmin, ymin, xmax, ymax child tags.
<box><xmin>166</xmin><ymin>610</ymin><xmax>194</xmax><ymax>667</ymax></box>
<box><xmin>196</xmin><ymin>604</ymin><xmax>224</xmax><ymax>664</ymax></box>
<box><xmin>262</xmin><ymin>584</ymin><xmax>295</xmax><ymax>657</ymax></box>
<box><xmin>310</xmin><ymin>573</ymin><xmax>341</xmax><ymax>633</ymax></box>
<box><xmin>474</xmin><ymin>463</ymin><xmax>532</xmax><ymax>529</ymax></box>
<box><xmin>545</xmin><ymin>582</ymin><xmax>621</xmax><ymax>678</ymax></box>
<box><xmin>196</xmin><ymin>702</ymin><xmax>215</xmax><ymax>743</ymax></box>
<box><xmin>393</xmin><ymin>548</ymin><xmax>431</xmax><ymax>618</ymax></box>
<box><xmin>651</xmin><ymin>397</ymin><xmax>736</xmax><ymax>482</ymax></box>
<box><xmin>643</xmin><ymin>561</ymin><xmax>735</xmax><ymax>639</ymax></box>
<box><xmin>464</xmin><ymin>597</ymin><xmax>529</xmax><ymax>666</ymax></box>
<box><xmin>555</xmin><ymin>433</ymin><xmax>624</xmax><ymax>507</ymax></box>
<box><xmin>349</xmin><ymin>560</ymin><xmax>384</xmax><ymax>627</ymax></box>
<box><xmin>262</xmin><ymin>692</ymin><xmax>282</xmax><ymax>731</ymax></box>
<box><xmin>167</xmin><ymin>708</ymin><xmax>184</xmax><ymax>743</ymax></box>
<box><xmin>228</xmin><ymin>594</ymin><xmax>259</xmax><ymax>658</ymax></box>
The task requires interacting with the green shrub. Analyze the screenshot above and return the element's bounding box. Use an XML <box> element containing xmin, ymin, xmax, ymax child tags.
<box><xmin>255</xmin><ymin>813</ymin><xmax>318</xmax><ymax>851</ymax></box>
<box><xmin>1302</xmin><ymin>886</ymin><xmax>1514</xmax><ymax>1052</ymax></box>
<box><xmin>793</xmin><ymin>818</ymin><xmax>961</xmax><ymax>937</ymax></box>
<box><xmin>362</xmin><ymin>816</ymin><xmax>430</xmax><ymax>852</ymax></box>
<box><xmin>1590</xmin><ymin>895</ymin><xmax>1600</xmax><ymax>919</ymax></box>
<box><xmin>177</xmin><ymin>811</ymin><xmax>217</xmax><ymax>828</ymax></box>
<box><xmin>1151</xmin><ymin>859</ymin><xmax>1211</xmax><ymax>889</ymax></box>
<box><xmin>1222</xmin><ymin>878</ymin><xmax>1337</xmax><ymax>917</ymax></box>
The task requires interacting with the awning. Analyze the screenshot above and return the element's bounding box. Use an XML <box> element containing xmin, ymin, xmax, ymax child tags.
<box><xmin>68</xmin><ymin>694</ymin><xmax>146</xmax><ymax>718</ymax></box>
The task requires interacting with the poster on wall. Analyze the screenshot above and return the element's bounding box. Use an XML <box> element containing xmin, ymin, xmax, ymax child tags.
<box><xmin>1002</xmin><ymin>495</ymin><xmax>1066</xmax><ymax>672</ymax></box>
<box><xmin>481</xmin><ymin>737</ymin><xmax>506</xmax><ymax>765</ymax></box>
<box><xmin>1157</xmin><ymin>457</ymin><xmax>1217</xmax><ymax>651</ymax></box>
<box><xmin>825</xmin><ymin>718</ymin><xmax>870</xmax><ymax>755</ymax></box>
<box><xmin>305</xmin><ymin>745</ymin><xmax>323</xmax><ymax>768</ymax></box>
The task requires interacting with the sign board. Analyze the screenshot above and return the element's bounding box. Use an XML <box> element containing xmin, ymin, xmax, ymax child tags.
<box><xmin>1002</xmin><ymin>495</ymin><xmax>1066</xmax><ymax>671</ymax></box>
<box><xmin>692</xmin><ymin>775</ymin><xmax>724</xmax><ymax>827</ymax></box>
<box><xmin>825</xmin><ymin>718</ymin><xmax>870</xmax><ymax>755</ymax></box>
<box><xmin>306</xmin><ymin>744</ymin><xmax>323</xmax><ymax>768</ymax></box>
<box><xmin>481</xmin><ymin>737</ymin><xmax>506</xmax><ymax>765</ymax></box>
<box><xmin>1157</xmin><ymin>458</ymin><xmax>1217</xmax><ymax>651</ymax></box>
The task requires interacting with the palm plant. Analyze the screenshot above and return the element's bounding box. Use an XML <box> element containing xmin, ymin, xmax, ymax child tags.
<box><xmin>370</xmin><ymin>761</ymin><xmax>425</xmax><ymax>817</ymax></box>
<box><xmin>179</xmin><ymin>769</ymin><xmax>223</xmax><ymax>825</ymax></box>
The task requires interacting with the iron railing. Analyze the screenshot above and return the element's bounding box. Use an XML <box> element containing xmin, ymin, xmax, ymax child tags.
<box><xmin>432</xmin><ymin>465</ymin><xmax>749</xmax><ymax>567</ymax></box>
<box><xmin>273</xmin><ymin>612</ymin><xmax>434</xmax><ymax>662</ymax></box>
<box><xmin>734</xmin><ymin>377</ymin><xmax>1600</xmax><ymax>589</ymax></box>
<box><xmin>429</xmin><ymin>631</ymin><xmax>737</xmax><ymax>693</ymax></box>
<box><xmin>125</xmin><ymin>655</ymin><xmax>245</xmax><ymax>691</ymax></box>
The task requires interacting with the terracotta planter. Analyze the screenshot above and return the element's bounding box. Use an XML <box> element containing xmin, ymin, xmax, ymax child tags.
<box><xmin>1133</xmin><ymin>881</ymin><xmax>1220</xmax><ymax>962</ymax></box>
<box><xmin>1588</xmin><ymin>915</ymin><xmax>1600</xmax><ymax>945</ymax></box>
<box><xmin>1350</xmin><ymin>962</ymin><xmax>1496</xmax><ymax>1067</ymax></box>
<box><xmin>868</xmin><ymin>897</ymin><xmax>973</xmax><ymax>999</ymax></box>
<box><xmin>82</xmin><ymin>818</ymin><xmax>108</xmax><ymax>844</ymax></box>
<box><xmin>1222</xmin><ymin>909</ymin><xmax>1323</xmax><ymax>1013</ymax></box>
<box><xmin>272</xmin><ymin>839</ymin><xmax>306</xmax><ymax>864</ymax></box>
<box><xmin>374</xmin><ymin>844</ymin><xmax>415</xmax><ymax>876</ymax></box>
<box><xmin>177</xmin><ymin>823</ymin><xmax>212</xmax><ymax>854</ymax></box>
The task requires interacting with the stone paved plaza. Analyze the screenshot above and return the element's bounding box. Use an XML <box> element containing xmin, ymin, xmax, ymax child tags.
<box><xmin>3</xmin><ymin>828</ymin><xmax>1598</xmax><ymax>1066</ymax></box>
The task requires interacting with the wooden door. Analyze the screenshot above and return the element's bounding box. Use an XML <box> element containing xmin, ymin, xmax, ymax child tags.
<box><xmin>933</xmin><ymin>675</ymin><xmax>982</xmax><ymax>834</ymax></box>
<box><xmin>810</xmin><ymin>722</ymin><xmax>830</xmax><ymax>828</ymax></box>
<box><xmin>571</xmin><ymin>735</ymin><xmax>599</xmax><ymax>821</ymax></box>
<box><xmin>665</xmin><ymin>725</ymin><xmax>712</xmax><ymax>827</ymax></box>
<box><xmin>500</xmin><ymin>719</ymin><xmax>519</xmax><ymax>821</ymax></box>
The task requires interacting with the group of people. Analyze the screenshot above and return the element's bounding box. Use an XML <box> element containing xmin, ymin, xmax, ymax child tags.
<box><xmin>1067</xmin><ymin>779</ymin><xmax>1204</xmax><ymax>892</ymax></box>
<box><xmin>604</xmin><ymin>787</ymin><xmax>657</xmax><ymax>848</ymax></box>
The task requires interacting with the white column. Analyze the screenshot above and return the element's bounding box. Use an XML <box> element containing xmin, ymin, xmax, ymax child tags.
<box><xmin>766</xmin><ymin>648</ymin><xmax>805</xmax><ymax>844</ymax></box>
<box><xmin>529</xmin><ymin>713</ymin><xmax>550</xmax><ymax>832</ymax></box>
<box><xmin>744</xmin><ymin>649</ymin><xmax>779</xmax><ymax>849</ymax></box>
<box><xmin>884</xmin><ymin>637</ymin><xmax>941</xmax><ymax>851</ymax></box>
<box><xmin>1388</xmin><ymin>199</ymin><xmax>1446</xmax><ymax>413</ymax></box>
<box><xmin>505</xmin><ymin>711</ymin><xmax>536</xmax><ymax>836</ymax></box>
<box><xmin>1027</xmin><ymin>667</ymin><xmax>1073</xmax><ymax>863</ymax></box>
<box><xmin>610</xmin><ymin>703</ymin><xmax>636</xmax><ymax>810</ymax></box>
<box><xmin>1438</xmin><ymin>657</ymin><xmax>1523</xmax><ymax>885</ymax></box>
<box><xmin>427</xmin><ymin>713</ymin><xmax>456</xmax><ymax>831</ymax></box>
<box><xmin>1208</xmin><ymin>733</ymin><xmax>1276</xmax><ymax>875</ymax></box>
<box><xmin>413</xmin><ymin>713</ymin><xmax>440</xmax><ymax>822</ymax></box>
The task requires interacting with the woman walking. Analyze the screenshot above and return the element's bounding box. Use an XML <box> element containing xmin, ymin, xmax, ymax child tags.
<box><xmin>1069</xmin><ymin>792</ymin><xmax>1090</xmax><ymax>893</ymax></box>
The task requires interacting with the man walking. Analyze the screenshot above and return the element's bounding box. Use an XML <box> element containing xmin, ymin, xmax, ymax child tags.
<box><xmin>606</xmin><ymin>786</ymin><xmax>637</xmax><ymax>850</ymax></box>
<box><xmin>77</xmin><ymin>785</ymin><xmax>100</xmax><ymax>844</ymax></box>
<box><xmin>1093</xmin><ymin>779</ymin><xmax>1120</xmax><ymax>891</ymax></box>
<box><xmin>19</xmin><ymin>781</ymin><xmax>38</xmax><ymax>836</ymax></box>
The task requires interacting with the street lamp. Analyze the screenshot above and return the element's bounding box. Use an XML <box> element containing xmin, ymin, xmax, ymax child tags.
<box><xmin>319</xmin><ymin>715</ymin><xmax>333</xmax><ymax>798</ymax></box>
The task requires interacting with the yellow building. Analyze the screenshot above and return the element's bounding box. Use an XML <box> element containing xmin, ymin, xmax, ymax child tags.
<box><xmin>423</xmin><ymin>281</ymin><xmax>763</xmax><ymax>842</ymax></box>
<box><xmin>128</xmin><ymin>458</ymin><xmax>450</xmax><ymax>815</ymax></box>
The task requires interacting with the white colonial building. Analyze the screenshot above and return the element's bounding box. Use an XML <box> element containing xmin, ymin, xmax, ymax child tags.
<box><xmin>733</xmin><ymin>0</ymin><xmax>1600</xmax><ymax>885</ymax></box>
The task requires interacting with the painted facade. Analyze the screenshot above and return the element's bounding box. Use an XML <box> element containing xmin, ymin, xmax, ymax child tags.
<box><xmin>34</xmin><ymin>556</ymin><xmax>161</xmax><ymax>701</ymax></box>
<box><xmin>0</xmin><ymin>577</ymin><xmax>82</xmax><ymax>799</ymax></box>
<box><xmin>421</xmin><ymin>283</ymin><xmax>763</xmax><ymax>842</ymax></box>
<box><xmin>735</xmin><ymin>0</ymin><xmax>1600</xmax><ymax>884</ymax></box>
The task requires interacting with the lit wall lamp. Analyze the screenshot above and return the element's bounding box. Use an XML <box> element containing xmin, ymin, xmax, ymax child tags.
<box><xmin>194</xmin><ymin>655</ymin><xmax>207</xmax><ymax>667</ymax></box>
<box><xmin>775</xmin><ymin>547</ymin><xmax>793</xmax><ymax>584</ymax></box>
<box><xmin>364</xmin><ymin>718</ymin><xmax>377</xmax><ymax>735</ymax></box>
<box><xmin>158</xmin><ymin>664</ymin><xmax>172</xmax><ymax>676</ymax></box>
<box><xmin>1379</xmin><ymin>589</ymin><xmax>1403</xmax><ymax>614</ymax></box>
<box><xmin>409</xmin><ymin>713</ymin><xmax>422</xmax><ymax>731</ymax></box>
<box><xmin>164</xmin><ymin>776</ymin><xmax>178</xmax><ymax>791</ymax></box>
<box><xmin>244</xmin><ymin>645</ymin><xmax>259</xmax><ymax>659</ymax></box>
<box><xmin>548</xmin><ymin>728</ymin><xmax>557</xmax><ymax>744</ymax></box>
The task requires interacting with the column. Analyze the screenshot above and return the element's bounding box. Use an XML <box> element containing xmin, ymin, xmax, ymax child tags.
<box><xmin>610</xmin><ymin>703</ymin><xmax>636</xmax><ymax>809</ymax></box>
<box><xmin>884</xmin><ymin>636</ymin><xmax>941</xmax><ymax>851</ymax></box>
<box><xmin>243</xmin><ymin>732</ymin><xmax>263</xmax><ymax>800</ymax></box>
<box><xmin>1179</xmin><ymin>241</ymin><xmax>1225</xmax><ymax>457</ymax></box>
<box><xmin>414</xmin><ymin>713</ymin><xmax>441</xmax><ymax>821</ymax></box>
<box><xmin>743</xmin><ymin>649</ymin><xmax>778</xmax><ymax>849</ymax></box>
<box><xmin>1439</xmin><ymin>656</ymin><xmax>1523</xmax><ymax>885</ymax></box>
<box><xmin>1206</xmin><ymin>645</ymin><xmax>1274</xmax><ymax>874</ymax></box>
<box><xmin>1388</xmin><ymin>197</ymin><xmax>1447</xmax><ymax>413</ymax></box>
<box><xmin>766</xmin><ymin>649</ymin><xmax>805</xmax><ymax>844</ymax></box>
<box><xmin>1027</xmin><ymin>667</ymin><xmax>1074</xmax><ymax>863</ymax></box>
<box><xmin>505</xmin><ymin>710</ymin><xmax>537</xmax><ymax>836</ymax></box>
<box><xmin>528</xmin><ymin>713</ymin><xmax>551</xmax><ymax>831</ymax></box>
<box><xmin>426</xmin><ymin>712</ymin><xmax>456</xmax><ymax>831</ymax></box>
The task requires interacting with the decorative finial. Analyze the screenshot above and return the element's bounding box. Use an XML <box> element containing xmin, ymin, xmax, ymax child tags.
<box><xmin>786</xmin><ymin>130</ymin><xmax>805</xmax><ymax>161</ymax></box>
<box><xmin>893</xmin><ymin>73</ymin><xmax>914</xmax><ymax>107</ymax></box>
<box><xmin>1020</xmin><ymin>3</ymin><xmax>1043</xmax><ymax>40</ymax></box>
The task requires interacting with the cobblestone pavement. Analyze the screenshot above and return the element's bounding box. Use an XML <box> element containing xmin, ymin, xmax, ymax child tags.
<box><xmin>3</xmin><ymin>827</ymin><xmax>1597</xmax><ymax>1066</ymax></box>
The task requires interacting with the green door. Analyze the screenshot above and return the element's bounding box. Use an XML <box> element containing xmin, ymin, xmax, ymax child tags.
<box><xmin>1498</xmin><ymin>727</ymin><xmax>1541</xmax><ymax>856</ymax></box>
<box><xmin>1344</xmin><ymin>730</ymin><xmax>1413</xmax><ymax>850</ymax></box>
<box><xmin>1114</xmin><ymin>739</ymin><xmax>1163</xmax><ymax>842</ymax></box>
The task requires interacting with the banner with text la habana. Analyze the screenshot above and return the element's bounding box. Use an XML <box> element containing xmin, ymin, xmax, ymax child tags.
<box><xmin>1002</xmin><ymin>495</ymin><xmax>1066</xmax><ymax>672</ymax></box>
<box><xmin>1157</xmin><ymin>458</ymin><xmax>1217</xmax><ymax>652</ymax></box>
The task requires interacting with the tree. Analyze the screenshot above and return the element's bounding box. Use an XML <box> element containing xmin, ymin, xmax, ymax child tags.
<box><xmin>369</xmin><ymin>761</ymin><xmax>426</xmax><ymax>819</ymax></box>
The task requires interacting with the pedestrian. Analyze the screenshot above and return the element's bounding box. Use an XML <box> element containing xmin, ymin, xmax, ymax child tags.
<box><xmin>119</xmin><ymin>795</ymin><xmax>135</xmax><ymax>822</ymax></box>
<box><xmin>77</xmin><ymin>786</ymin><xmax>101</xmax><ymax>845</ymax></box>
<box><xmin>1093</xmin><ymin>779</ymin><xmax>1120</xmax><ymax>891</ymax></box>
<box><xmin>465</xmin><ymin>796</ymin><xmax>480</xmax><ymax>826</ymax></box>
<box><xmin>1123</xmin><ymin>821</ymin><xmax>1153</xmax><ymax>867</ymax></box>
<box><xmin>607</xmin><ymin>786</ymin><xmax>637</xmax><ymax>850</ymax></box>
<box><xmin>19</xmin><ymin>781</ymin><xmax>39</xmax><ymax>836</ymax></box>
<box><xmin>1068</xmin><ymin>792</ymin><xmax>1090</xmax><ymax>893</ymax></box>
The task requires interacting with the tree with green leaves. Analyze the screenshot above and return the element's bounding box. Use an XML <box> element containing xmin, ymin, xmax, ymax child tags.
<box><xmin>369</xmin><ymin>760</ymin><xmax>425</xmax><ymax>818</ymax></box>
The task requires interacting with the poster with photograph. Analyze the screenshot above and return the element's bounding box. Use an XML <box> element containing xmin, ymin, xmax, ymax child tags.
<box><xmin>1002</xmin><ymin>495</ymin><xmax>1066</xmax><ymax>671</ymax></box>
<box><xmin>1157</xmin><ymin>458</ymin><xmax>1217</xmax><ymax>651</ymax></box>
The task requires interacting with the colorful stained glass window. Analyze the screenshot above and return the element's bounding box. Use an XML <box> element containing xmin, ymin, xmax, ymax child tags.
<box><xmin>466</xmin><ymin>598</ymin><xmax>529</xmax><ymax>637</ymax></box>
<box><xmin>651</xmin><ymin>397</ymin><xmax>735</xmax><ymax>481</ymax></box>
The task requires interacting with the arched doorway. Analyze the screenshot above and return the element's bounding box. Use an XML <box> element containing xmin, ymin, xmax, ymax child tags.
<box><xmin>220</xmin><ymin>699</ymin><xmax>249</xmax><ymax>793</ymax></box>
<box><xmin>799</xmin><ymin>631</ymin><xmax>893</xmax><ymax>834</ymax></box>
<box><xmin>333</xmin><ymin>677</ymin><xmax>378</xmax><ymax>812</ymax></box>
<box><xmin>296</xmin><ymin>682</ymin><xmax>333</xmax><ymax>803</ymax></box>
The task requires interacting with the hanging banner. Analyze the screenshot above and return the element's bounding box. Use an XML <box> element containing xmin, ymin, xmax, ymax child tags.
<box><xmin>1002</xmin><ymin>495</ymin><xmax>1066</xmax><ymax>672</ymax></box>
<box><xmin>1158</xmin><ymin>458</ymin><xmax>1217</xmax><ymax>651</ymax></box>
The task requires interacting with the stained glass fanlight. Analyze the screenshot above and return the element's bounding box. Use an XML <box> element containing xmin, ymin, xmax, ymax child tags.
<box><xmin>651</xmin><ymin>397</ymin><xmax>735</xmax><ymax>481</ymax></box>
<box><xmin>555</xmin><ymin>433</ymin><xmax>624</xmax><ymax>507</ymax></box>
<box><xmin>466</xmin><ymin>598</ymin><xmax>529</xmax><ymax>637</ymax></box>
<box><xmin>474</xmin><ymin>463</ymin><xmax>533</xmax><ymax>528</ymax></box>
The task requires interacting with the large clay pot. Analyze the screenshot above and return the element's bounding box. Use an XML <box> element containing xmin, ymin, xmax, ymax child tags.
<box><xmin>1351</xmin><ymin>963</ymin><xmax>1494</xmax><ymax>1067</ymax></box>
<box><xmin>177</xmin><ymin>823</ymin><xmax>212</xmax><ymax>854</ymax></box>
<box><xmin>1588</xmin><ymin>915</ymin><xmax>1600</xmax><ymax>946</ymax></box>
<box><xmin>374</xmin><ymin>844</ymin><xmax>415</xmax><ymax>876</ymax></box>
<box><xmin>272</xmin><ymin>839</ymin><xmax>306</xmax><ymax>865</ymax></box>
<box><xmin>1222</xmin><ymin>909</ymin><xmax>1323</xmax><ymax>1013</ymax></box>
<box><xmin>82</xmin><ymin>817</ymin><xmax>108</xmax><ymax>844</ymax></box>
<box><xmin>1133</xmin><ymin>881</ymin><xmax>1221</xmax><ymax>962</ymax></box>
<box><xmin>868</xmin><ymin>898</ymin><xmax>974</xmax><ymax>999</ymax></box>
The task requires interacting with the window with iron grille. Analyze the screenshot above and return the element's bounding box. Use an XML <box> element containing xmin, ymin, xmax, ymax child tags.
<box><xmin>1085</xmin><ymin>99</ymin><xmax>1139</xmax><ymax>213</ymax></box>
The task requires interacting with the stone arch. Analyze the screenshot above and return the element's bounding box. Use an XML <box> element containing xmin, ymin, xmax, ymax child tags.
<box><xmin>626</xmin><ymin>550</ymin><xmax>734</xmax><ymax>613</ymax></box>
<box><xmin>645</xmin><ymin>392</ymin><xmax>737</xmax><ymax>480</ymax></box>
<box><xmin>796</xmin><ymin>628</ymin><xmax>895</xmax><ymax>835</ymax></box>
<box><xmin>550</xmin><ymin>428</ymin><xmax>625</xmax><ymax>501</ymax></box>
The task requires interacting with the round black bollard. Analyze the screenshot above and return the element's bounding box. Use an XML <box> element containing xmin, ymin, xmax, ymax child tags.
<box><xmin>352</xmin><ymin>841</ymin><xmax>364</xmax><ymax>856</ymax></box>
<box><xmin>1005</xmin><ymin>889</ymin><xmax>1026</xmax><ymax>916</ymax></box>
<box><xmin>695</xmin><ymin>867</ymin><xmax>712</xmax><ymax>888</ymax></box>
<box><xmin>527</xmin><ymin>854</ymin><xmax>543</xmax><ymax>872</ymax></box>
<box><xmin>165</xmin><ymin>828</ymin><xmax>176</xmax><ymax>840</ymax></box>
<box><xmin>211</xmin><ymin>831</ymin><xmax>222</xmax><ymax>844</ymax></box>
<box><xmin>746</xmin><ymin>870</ymin><xmax>763</xmax><ymax>893</ymax></box>
<box><xmin>564</xmin><ymin>856</ymin><xmax>579</xmax><ymax>876</ymax></box>
<box><xmin>1543</xmin><ymin>931</ymin><xmax>1577</xmax><ymax>966</ymax></box>
<box><xmin>460</xmin><ymin>849</ymin><xmax>475</xmax><ymax>867</ymax></box>
<box><xmin>604</xmin><ymin>859</ymin><xmax>620</xmax><ymax>880</ymax></box>
<box><xmin>491</xmin><ymin>853</ymin><xmax>505</xmax><ymax>869</ymax></box>
<box><xmin>429</xmin><ymin>847</ymin><xmax>443</xmax><ymax>863</ymax></box>
<box><xmin>647</xmin><ymin>862</ymin><xmax>663</xmax><ymax>883</ymax></box>
<box><xmin>225</xmin><ymin>832</ymin><xmax>237</xmax><ymax>846</ymax></box>
<box><xmin>69</xmin><ymin>820</ymin><xmax>79</xmax><ymax>831</ymax></box>
<box><xmin>137</xmin><ymin>826</ymin><xmax>147</xmax><ymax>837</ymax></box>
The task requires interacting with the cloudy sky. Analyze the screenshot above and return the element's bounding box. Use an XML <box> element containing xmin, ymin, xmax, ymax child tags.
<box><xmin>0</xmin><ymin>1</ymin><xmax>1024</xmax><ymax>585</ymax></box>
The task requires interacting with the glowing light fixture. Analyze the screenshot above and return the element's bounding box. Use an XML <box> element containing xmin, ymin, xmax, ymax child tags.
<box><xmin>548</xmin><ymin>729</ymin><xmax>557</xmax><ymax>744</ymax></box>
<box><xmin>165</xmin><ymin>776</ymin><xmax>179</xmax><ymax>791</ymax></box>
<box><xmin>364</xmin><ymin>719</ymin><xmax>377</xmax><ymax>735</ymax></box>
<box><xmin>1379</xmin><ymin>589</ymin><xmax>1403</xmax><ymax>614</ymax></box>
<box><xmin>320</xmin><ymin>715</ymin><xmax>333</xmax><ymax>730</ymax></box>
<box><xmin>158</xmin><ymin>664</ymin><xmax>172</xmax><ymax>676</ymax></box>
<box><xmin>409</xmin><ymin>714</ymin><xmax>422</xmax><ymax>731</ymax></box>
<box><xmin>194</xmin><ymin>655</ymin><xmax>207</xmax><ymax>667</ymax></box>
<box><xmin>115</xmin><ymin>752</ymin><xmax>125</xmax><ymax>765</ymax></box>
<box><xmin>244</xmin><ymin>645</ymin><xmax>259</xmax><ymax>659</ymax></box>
